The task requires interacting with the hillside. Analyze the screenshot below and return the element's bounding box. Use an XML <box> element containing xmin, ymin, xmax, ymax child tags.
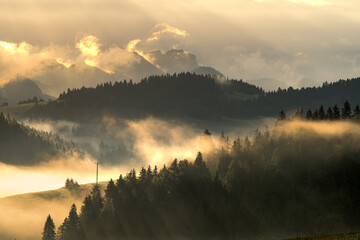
<box><xmin>0</xmin><ymin>112</ymin><xmax>82</xmax><ymax>165</ymax></box>
<box><xmin>35</xmin><ymin>120</ymin><xmax>360</xmax><ymax>240</ymax></box>
<box><xmin>24</xmin><ymin>74</ymin><xmax>360</xmax><ymax>123</ymax></box>
<box><xmin>0</xmin><ymin>78</ymin><xmax>54</xmax><ymax>105</ymax></box>
<box><xmin>235</xmin><ymin>78</ymin><xmax>360</xmax><ymax>118</ymax></box>
<box><xmin>26</xmin><ymin>73</ymin><xmax>263</xmax><ymax>122</ymax></box>
<box><xmin>0</xmin><ymin>182</ymin><xmax>108</xmax><ymax>240</ymax></box>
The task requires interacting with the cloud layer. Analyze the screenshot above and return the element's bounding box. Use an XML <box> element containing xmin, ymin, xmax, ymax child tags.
<box><xmin>1</xmin><ymin>0</ymin><xmax>360</xmax><ymax>91</ymax></box>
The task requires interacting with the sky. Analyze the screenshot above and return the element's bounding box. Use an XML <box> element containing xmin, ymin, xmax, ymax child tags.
<box><xmin>0</xmin><ymin>0</ymin><xmax>360</xmax><ymax>90</ymax></box>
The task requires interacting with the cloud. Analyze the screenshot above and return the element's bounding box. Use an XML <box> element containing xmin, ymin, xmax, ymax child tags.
<box><xmin>2</xmin><ymin>0</ymin><xmax>360</xmax><ymax>91</ymax></box>
<box><xmin>126</xmin><ymin>23</ymin><xmax>189</xmax><ymax>65</ymax></box>
<box><xmin>275</xmin><ymin>120</ymin><xmax>360</xmax><ymax>136</ymax></box>
<box><xmin>0</xmin><ymin>22</ymin><xmax>190</xmax><ymax>95</ymax></box>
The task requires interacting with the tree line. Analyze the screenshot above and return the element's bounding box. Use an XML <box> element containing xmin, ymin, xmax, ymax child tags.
<box><xmin>27</xmin><ymin>73</ymin><xmax>262</xmax><ymax>122</ymax></box>
<box><xmin>279</xmin><ymin>100</ymin><xmax>360</xmax><ymax>121</ymax></box>
<box><xmin>27</xmin><ymin>74</ymin><xmax>360</xmax><ymax>122</ymax></box>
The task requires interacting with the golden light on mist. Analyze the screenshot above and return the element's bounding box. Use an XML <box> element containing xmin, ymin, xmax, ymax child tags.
<box><xmin>76</xmin><ymin>35</ymin><xmax>100</xmax><ymax>57</ymax></box>
<box><xmin>0</xmin><ymin>40</ymin><xmax>32</xmax><ymax>55</ymax></box>
<box><xmin>125</xmin><ymin>23</ymin><xmax>188</xmax><ymax>67</ymax></box>
<box><xmin>126</xmin><ymin>39</ymin><xmax>141</xmax><ymax>52</ymax></box>
<box><xmin>146</xmin><ymin>23</ymin><xmax>188</xmax><ymax>42</ymax></box>
<box><xmin>126</xmin><ymin>39</ymin><xmax>156</xmax><ymax>65</ymax></box>
<box><xmin>0</xmin><ymin>155</ymin><xmax>126</xmax><ymax>198</ymax></box>
<box><xmin>56</xmin><ymin>57</ymin><xmax>73</xmax><ymax>68</ymax></box>
<box><xmin>275</xmin><ymin>120</ymin><xmax>360</xmax><ymax>136</ymax></box>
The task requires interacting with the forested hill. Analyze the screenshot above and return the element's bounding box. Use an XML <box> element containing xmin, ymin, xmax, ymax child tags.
<box><xmin>26</xmin><ymin>73</ymin><xmax>263</xmax><ymax>121</ymax></box>
<box><xmin>0</xmin><ymin>112</ymin><xmax>82</xmax><ymax>165</ymax></box>
<box><xmin>26</xmin><ymin>74</ymin><xmax>360</xmax><ymax>121</ymax></box>
<box><xmin>233</xmin><ymin>78</ymin><xmax>360</xmax><ymax>118</ymax></box>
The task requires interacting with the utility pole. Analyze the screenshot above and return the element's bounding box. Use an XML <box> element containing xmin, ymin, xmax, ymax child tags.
<box><xmin>96</xmin><ymin>161</ymin><xmax>99</xmax><ymax>185</ymax></box>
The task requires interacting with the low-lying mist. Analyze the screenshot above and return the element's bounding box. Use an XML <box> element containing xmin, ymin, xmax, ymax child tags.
<box><xmin>23</xmin><ymin>116</ymin><xmax>276</xmax><ymax>167</ymax></box>
<box><xmin>1</xmin><ymin>119</ymin><xmax>360</xmax><ymax>239</ymax></box>
<box><xmin>0</xmin><ymin>116</ymin><xmax>278</xmax><ymax>239</ymax></box>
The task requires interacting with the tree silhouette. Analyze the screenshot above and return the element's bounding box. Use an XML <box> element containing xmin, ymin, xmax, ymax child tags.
<box><xmin>327</xmin><ymin>107</ymin><xmax>334</xmax><ymax>120</ymax></box>
<box><xmin>319</xmin><ymin>105</ymin><xmax>325</xmax><ymax>120</ymax></box>
<box><xmin>354</xmin><ymin>104</ymin><xmax>360</xmax><ymax>120</ymax></box>
<box><xmin>42</xmin><ymin>214</ymin><xmax>56</xmax><ymax>240</ymax></box>
<box><xmin>341</xmin><ymin>100</ymin><xmax>352</xmax><ymax>119</ymax></box>
<box><xmin>58</xmin><ymin>204</ymin><xmax>85</xmax><ymax>240</ymax></box>
<box><xmin>306</xmin><ymin>109</ymin><xmax>313</xmax><ymax>120</ymax></box>
<box><xmin>278</xmin><ymin>110</ymin><xmax>286</xmax><ymax>120</ymax></box>
<box><xmin>333</xmin><ymin>104</ymin><xmax>341</xmax><ymax>119</ymax></box>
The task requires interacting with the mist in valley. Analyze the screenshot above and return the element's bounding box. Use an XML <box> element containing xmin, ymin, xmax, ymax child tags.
<box><xmin>2</xmin><ymin>117</ymin><xmax>360</xmax><ymax>239</ymax></box>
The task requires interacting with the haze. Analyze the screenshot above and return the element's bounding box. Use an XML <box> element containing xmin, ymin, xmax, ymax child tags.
<box><xmin>0</xmin><ymin>0</ymin><xmax>360</xmax><ymax>91</ymax></box>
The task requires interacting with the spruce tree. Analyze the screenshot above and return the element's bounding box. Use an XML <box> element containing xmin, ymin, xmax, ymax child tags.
<box><xmin>327</xmin><ymin>107</ymin><xmax>334</xmax><ymax>120</ymax></box>
<box><xmin>319</xmin><ymin>105</ymin><xmax>325</xmax><ymax>120</ymax></box>
<box><xmin>333</xmin><ymin>104</ymin><xmax>340</xmax><ymax>119</ymax></box>
<box><xmin>341</xmin><ymin>100</ymin><xmax>352</xmax><ymax>119</ymax></box>
<box><xmin>354</xmin><ymin>104</ymin><xmax>360</xmax><ymax>120</ymax></box>
<box><xmin>306</xmin><ymin>109</ymin><xmax>313</xmax><ymax>120</ymax></box>
<box><xmin>42</xmin><ymin>214</ymin><xmax>56</xmax><ymax>240</ymax></box>
<box><xmin>57</xmin><ymin>204</ymin><xmax>86</xmax><ymax>240</ymax></box>
<box><xmin>278</xmin><ymin>110</ymin><xmax>286</xmax><ymax>120</ymax></box>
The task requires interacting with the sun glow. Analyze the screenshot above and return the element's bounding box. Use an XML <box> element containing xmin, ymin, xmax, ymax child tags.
<box><xmin>0</xmin><ymin>41</ymin><xmax>32</xmax><ymax>55</ymax></box>
<box><xmin>76</xmin><ymin>35</ymin><xmax>100</xmax><ymax>57</ymax></box>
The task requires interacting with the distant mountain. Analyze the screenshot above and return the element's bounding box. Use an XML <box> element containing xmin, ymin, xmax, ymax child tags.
<box><xmin>147</xmin><ymin>49</ymin><xmax>198</xmax><ymax>73</ymax></box>
<box><xmin>22</xmin><ymin>49</ymin><xmax>223</xmax><ymax>97</ymax></box>
<box><xmin>146</xmin><ymin>49</ymin><xmax>224</xmax><ymax>77</ymax></box>
<box><xmin>192</xmin><ymin>66</ymin><xmax>224</xmax><ymax>77</ymax></box>
<box><xmin>0</xmin><ymin>112</ymin><xmax>82</xmax><ymax>165</ymax></box>
<box><xmin>32</xmin><ymin>61</ymin><xmax>121</xmax><ymax>97</ymax></box>
<box><xmin>1</xmin><ymin>78</ymin><xmax>54</xmax><ymax>105</ymax></box>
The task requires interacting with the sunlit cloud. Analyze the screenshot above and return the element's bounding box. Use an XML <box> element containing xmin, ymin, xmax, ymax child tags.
<box><xmin>56</xmin><ymin>57</ymin><xmax>73</xmax><ymax>68</ymax></box>
<box><xmin>126</xmin><ymin>38</ymin><xmax>154</xmax><ymax>64</ymax></box>
<box><xmin>0</xmin><ymin>23</ymin><xmax>186</xmax><ymax>89</ymax></box>
<box><xmin>75</xmin><ymin>34</ymin><xmax>101</xmax><ymax>57</ymax></box>
<box><xmin>126</xmin><ymin>23</ymin><xmax>188</xmax><ymax>66</ymax></box>
<box><xmin>146</xmin><ymin>23</ymin><xmax>188</xmax><ymax>42</ymax></box>
<box><xmin>0</xmin><ymin>41</ymin><xmax>32</xmax><ymax>56</ymax></box>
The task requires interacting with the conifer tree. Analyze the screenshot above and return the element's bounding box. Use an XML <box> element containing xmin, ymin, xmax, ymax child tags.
<box><xmin>278</xmin><ymin>110</ymin><xmax>286</xmax><ymax>120</ymax></box>
<box><xmin>306</xmin><ymin>109</ymin><xmax>313</xmax><ymax>120</ymax></box>
<box><xmin>327</xmin><ymin>107</ymin><xmax>334</xmax><ymax>120</ymax></box>
<box><xmin>319</xmin><ymin>105</ymin><xmax>325</xmax><ymax>120</ymax></box>
<box><xmin>354</xmin><ymin>104</ymin><xmax>360</xmax><ymax>120</ymax></box>
<box><xmin>58</xmin><ymin>204</ymin><xmax>85</xmax><ymax>240</ymax></box>
<box><xmin>333</xmin><ymin>104</ymin><xmax>340</xmax><ymax>119</ymax></box>
<box><xmin>341</xmin><ymin>100</ymin><xmax>352</xmax><ymax>119</ymax></box>
<box><xmin>42</xmin><ymin>214</ymin><xmax>56</xmax><ymax>240</ymax></box>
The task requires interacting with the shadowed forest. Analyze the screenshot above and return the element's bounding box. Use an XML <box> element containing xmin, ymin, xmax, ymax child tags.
<box><xmin>0</xmin><ymin>112</ymin><xmax>82</xmax><ymax>165</ymax></box>
<box><xmin>41</xmin><ymin>115</ymin><xmax>360</xmax><ymax>240</ymax></box>
<box><xmin>24</xmin><ymin>74</ymin><xmax>360</xmax><ymax>122</ymax></box>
